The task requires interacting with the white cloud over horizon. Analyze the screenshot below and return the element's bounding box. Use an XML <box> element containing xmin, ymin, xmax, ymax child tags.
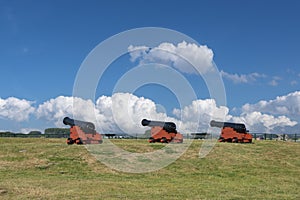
<box><xmin>242</xmin><ymin>91</ymin><xmax>300</xmax><ymax>118</ymax></box>
<box><xmin>0</xmin><ymin>97</ymin><xmax>35</xmax><ymax>121</ymax></box>
<box><xmin>227</xmin><ymin>112</ymin><xmax>297</xmax><ymax>133</ymax></box>
<box><xmin>0</xmin><ymin>91</ymin><xmax>299</xmax><ymax>134</ymax></box>
<box><xmin>172</xmin><ymin>99</ymin><xmax>229</xmax><ymax>132</ymax></box>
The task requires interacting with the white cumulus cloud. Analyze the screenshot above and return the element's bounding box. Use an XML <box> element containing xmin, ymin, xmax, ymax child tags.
<box><xmin>228</xmin><ymin>91</ymin><xmax>300</xmax><ymax>132</ymax></box>
<box><xmin>227</xmin><ymin>112</ymin><xmax>297</xmax><ymax>133</ymax></box>
<box><xmin>0</xmin><ymin>97</ymin><xmax>35</xmax><ymax>121</ymax></box>
<box><xmin>36</xmin><ymin>96</ymin><xmax>73</xmax><ymax>126</ymax></box>
<box><xmin>242</xmin><ymin>91</ymin><xmax>300</xmax><ymax>118</ymax></box>
<box><xmin>128</xmin><ymin>41</ymin><xmax>214</xmax><ymax>75</ymax></box>
<box><xmin>2</xmin><ymin>91</ymin><xmax>299</xmax><ymax>134</ymax></box>
<box><xmin>34</xmin><ymin>93</ymin><xmax>228</xmax><ymax>134</ymax></box>
<box><xmin>173</xmin><ymin>99</ymin><xmax>228</xmax><ymax>132</ymax></box>
<box><xmin>35</xmin><ymin>94</ymin><xmax>169</xmax><ymax>134</ymax></box>
<box><xmin>95</xmin><ymin>93</ymin><xmax>169</xmax><ymax>134</ymax></box>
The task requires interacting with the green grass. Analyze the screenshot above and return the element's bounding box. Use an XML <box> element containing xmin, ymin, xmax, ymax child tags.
<box><xmin>0</xmin><ymin>138</ymin><xmax>299</xmax><ymax>199</ymax></box>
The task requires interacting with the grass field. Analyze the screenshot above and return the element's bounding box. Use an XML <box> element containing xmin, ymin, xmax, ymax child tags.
<box><xmin>0</xmin><ymin>138</ymin><xmax>299</xmax><ymax>199</ymax></box>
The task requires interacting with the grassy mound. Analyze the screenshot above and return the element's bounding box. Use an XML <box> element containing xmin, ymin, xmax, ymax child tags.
<box><xmin>0</xmin><ymin>138</ymin><xmax>299</xmax><ymax>199</ymax></box>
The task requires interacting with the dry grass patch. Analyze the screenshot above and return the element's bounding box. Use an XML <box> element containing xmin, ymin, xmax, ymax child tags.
<box><xmin>0</xmin><ymin>138</ymin><xmax>299</xmax><ymax>199</ymax></box>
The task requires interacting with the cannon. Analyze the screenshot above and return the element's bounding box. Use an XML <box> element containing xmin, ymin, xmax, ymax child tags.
<box><xmin>63</xmin><ymin>117</ymin><xmax>96</xmax><ymax>133</ymax></box>
<box><xmin>210</xmin><ymin>120</ymin><xmax>252</xmax><ymax>143</ymax></box>
<box><xmin>141</xmin><ymin>119</ymin><xmax>177</xmax><ymax>133</ymax></box>
<box><xmin>210</xmin><ymin>120</ymin><xmax>247</xmax><ymax>133</ymax></box>
<box><xmin>63</xmin><ymin>117</ymin><xmax>102</xmax><ymax>145</ymax></box>
<box><xmin>141</xmin><ymin>119</ymin><xmax>183</xmax><ymax>143</ymax></box>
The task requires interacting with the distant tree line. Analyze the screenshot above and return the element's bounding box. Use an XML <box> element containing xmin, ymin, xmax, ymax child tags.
<box><xmin>0</xmin><ymin>128</ymin><xmax>70</xmax><ymax>138</ymax></box>
<box><xmin>44</xmin><ymin>128</ymin><xmax>69</xmax><ymax>138</ymax></box>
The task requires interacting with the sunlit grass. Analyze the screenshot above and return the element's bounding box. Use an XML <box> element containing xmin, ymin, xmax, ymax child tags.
<box><xmin>0</xmin><ymin>138</ymin><xmax>299</xmax><ymax>199</ymax></box>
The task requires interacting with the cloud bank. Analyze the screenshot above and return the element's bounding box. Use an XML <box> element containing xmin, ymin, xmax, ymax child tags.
<box><xmin>242</xmin><ymin>91</ymin><xmax>300</xmax><ymax>118</ymax></box>
<box><xmin>0</xmin><ymin>91</ymin><xmax>299</xmax><ymax>134</ymax></box>
<box><xmin>228</xmin><ymin>112</ymin><xmax>297</xmax><ymax>133</ymax></box>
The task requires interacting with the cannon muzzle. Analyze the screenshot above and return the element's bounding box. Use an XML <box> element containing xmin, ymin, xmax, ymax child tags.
<box><xmin>63</xmin><ymin>117</ymin><xmax>95</xmax><ymax>132</ymax></box>
<box><xmin>210</xmin><ymin>120</ymin><xmax>225</xmax><ymax>128</ymax></box>
<box><xmin>141</xmin><ymin>119</ymin><xmax>177</xmax><ymax>133</ymax></box>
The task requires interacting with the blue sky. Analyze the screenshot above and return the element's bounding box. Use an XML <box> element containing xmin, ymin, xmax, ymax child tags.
<box><xmin>1</xmin><ymin>0</ymin><xmax>300</xmax><ymax>134</ymax></box>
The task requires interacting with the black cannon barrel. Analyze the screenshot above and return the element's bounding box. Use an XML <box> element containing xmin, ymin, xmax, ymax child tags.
<box><xmin>63</xmin><ymin>117</ymin><xmax>95</xmax><ymax>132</ymax></box>
<box><xmin>210</xmin><ymin>120</ymin><xmax>225</xmax><ymax>128</ymax></box>
<box><xmin>141</xmin><ymin>119</ymin><xmax>177</xmax><ymax>133</ymax></box>
<box><xmin>210</xmin><ymin>120</ymin><xmax>246</xmax><ymax>133</ymax></box>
